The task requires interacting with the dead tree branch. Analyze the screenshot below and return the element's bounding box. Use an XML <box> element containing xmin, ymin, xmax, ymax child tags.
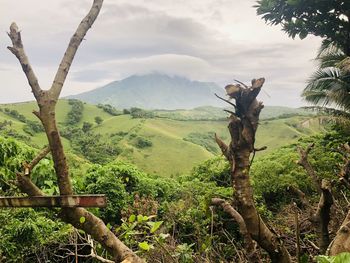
<box><xmin>328</xmin><ymin>144</ymin><xmax>350</xmax><ymax>255</ymax></box>
<box><xmin>7</xmin><ymin>1</ymin><xmax>143</xmax><ymax>262</ymax></box>
<box><xmin>296</xmin><ymin>145</ymin><xmax>333</xmax><ymax>253</ymax></box>
<box><xmin>297</xmin><ymin>143</ymin><xmax>322</xmax><ymax>194</ymax></box>
<box><xmin>216</xmin><ymin>78</ymin><xmax>292</xmax><ymax>263</ymax></box>
<box><xmin>212</xmin><ymin>198</ymin><xmax>261</xmax><ymax>263</ymax></box>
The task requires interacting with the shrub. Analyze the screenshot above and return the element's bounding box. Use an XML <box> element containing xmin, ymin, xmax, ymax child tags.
<box><xmin>134</xmin><ymin>137</ymin><xmax>153</xmax><ymax>148</ymax></box>
<box><xmin>94</xmin><ymin>116</ymin><xmax>103</xmax><ymax>125</ymax></box>
<box><xmin>66</xmin><ymin>99</ymin><xmax>84</xmax><ymax>125</ymax></box>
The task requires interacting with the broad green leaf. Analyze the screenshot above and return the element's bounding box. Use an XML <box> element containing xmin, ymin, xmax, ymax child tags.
<box><xmin>138</xmin><ymin>241</ymin><xmax>150</xmax><ymax>251</ymax></box>
<box><xmin>137</xmin><ymin>214</ymin><xmax>143</xmax><ymax>223</ymax></box>
<box><xmin>129</xmin><ymin>214</ymin><xmax>136</xmax><ymax>223</ymax></box>
<box><xmin>150</xmin><ymin>221</ymin><xmax>163</xmax><ymax>233</ymax></box>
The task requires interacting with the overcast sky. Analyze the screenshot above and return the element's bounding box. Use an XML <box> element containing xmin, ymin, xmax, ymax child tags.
<box><xmin>0</xmin><ymin>0</ymin><xmax>321</xmax><ymax>106</ymax></box>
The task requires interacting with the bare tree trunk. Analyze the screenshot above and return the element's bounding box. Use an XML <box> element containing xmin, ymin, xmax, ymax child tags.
<box><xmin>215</xmin><ymin>79</ymin><xmax>292</xmax><ymax>263</ymax></box>
<box><xmin>7</xmin><ymin>1</ymin><xmax>143</xmax><ymax>262</ymax></box>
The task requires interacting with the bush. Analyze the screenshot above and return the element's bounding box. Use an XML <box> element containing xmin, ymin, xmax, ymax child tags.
<box><xmin>134</xmin><ymin>137</ymin><xmax>153</xmax><ymax>148</ymax></box>
<box><xmin>97</xmin><ymin>104</ymin><xmax>121</xmax><ymax>116</ymax></box>
<box><xmin>94</xmin><ymin>116</ymin><xmax>103</xmax><ymax>125</ymax></box>
<box><xmin>66</xmin><ymin>99</ymin><xmax>84</xmax><ymax>125</ymax></box>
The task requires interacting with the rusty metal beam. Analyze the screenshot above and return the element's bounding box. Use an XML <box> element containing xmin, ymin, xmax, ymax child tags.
<box><xmin>0</xmin><ymin>195</ymin><xmax>107</xmax><ymax>208</ymax></box>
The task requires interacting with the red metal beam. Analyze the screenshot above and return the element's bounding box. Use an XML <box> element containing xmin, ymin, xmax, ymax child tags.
<box><xmin>0</xmin><ymin>195</ymin><xmax>107</xmax><ymax>208</ymax></box>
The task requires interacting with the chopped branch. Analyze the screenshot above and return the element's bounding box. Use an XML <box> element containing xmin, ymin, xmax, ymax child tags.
<box><xmin>25</xmin><ymin>146</ymin><xmax>51</xmax><ymax>175</ymax></box>
<box><xmin>7</xmin><ymin>23</ymin><xmax>42</xmax><ymax>101</ymax></box>
<box><xmin>215</xmin><ymin>77</ymin><xmax>292</xmax><ymax>262</ymax></box>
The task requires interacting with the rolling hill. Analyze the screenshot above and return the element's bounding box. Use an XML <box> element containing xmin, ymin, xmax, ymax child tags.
<box><xmin>0</xmin><ymin>100</ymin><xmax>326</xmax><ymax>176</ymax></box>
<box><xmin>68</xmin><ymin>73</ymin><xmax>226</xmax><ymax>109</ymax></box>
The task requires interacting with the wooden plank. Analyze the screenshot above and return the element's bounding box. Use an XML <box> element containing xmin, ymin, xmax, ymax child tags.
<box><xmin>0</xmin><ymin>195</ymin><xmax>107</xmax><ymax>208</ymax></box>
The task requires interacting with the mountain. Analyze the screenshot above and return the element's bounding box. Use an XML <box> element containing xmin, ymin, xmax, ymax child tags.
<box><xmin>69</xmin><ymin>73</ymin><xmax>226</xmax><ymax>109</ymax></box>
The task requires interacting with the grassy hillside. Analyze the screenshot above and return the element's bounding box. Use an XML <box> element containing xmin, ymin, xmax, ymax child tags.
<box><xmin>0</xmin><ymin>100</ymin><xmax>326</xmax><ymax>176</ymax></box>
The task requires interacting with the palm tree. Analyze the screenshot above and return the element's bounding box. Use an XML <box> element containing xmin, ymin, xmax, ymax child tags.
<box><xmin>302</xmin><ymin>40</ymin><xmax>350</xmax><ymax>111</ymax></box>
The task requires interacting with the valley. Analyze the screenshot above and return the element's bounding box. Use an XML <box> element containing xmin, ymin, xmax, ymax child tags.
<box><xmin>0</xmin><ymin>99</ymin><xmax>325</xmax><ymax>177</ymax></box>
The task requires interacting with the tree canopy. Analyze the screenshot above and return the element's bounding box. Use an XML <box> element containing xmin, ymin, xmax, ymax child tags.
<box><xmin>255</xmin><ymin>0</ymin><xmax>350</xmax><ymax>55</ymax></box>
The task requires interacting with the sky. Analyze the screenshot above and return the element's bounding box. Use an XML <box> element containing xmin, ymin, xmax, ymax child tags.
<box><xmin>0</xmin><ymin>0</ymin><xmax>321</xmax><ymax>107</ymax></box>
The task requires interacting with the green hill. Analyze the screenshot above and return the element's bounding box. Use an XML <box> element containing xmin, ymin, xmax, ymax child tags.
<box><xmin>0</xmin><ymin>100</ymin><xmax>326</xmax><ymax>176</ymax></box>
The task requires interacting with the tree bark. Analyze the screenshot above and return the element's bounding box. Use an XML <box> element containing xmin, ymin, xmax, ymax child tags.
<box><xmin>216</xmin><ymin>79</ymin><xmax>292</xmax><ymax>263</ymax></box>
<box><xmin>212</xmin><ymin>198</ymin><xmax>261</xmax><ymax>263</ymax></box>
<box><xmin>328</xmin><ymin>143</ymin><xmax>350</xmax><ymax>255</ymax></box>
<box><xmin>296</xmin><ymin>144</ymin><xmax>333</xmax><ymax>253</ymax></box>
<box><xmin>7</xmin><ymin>1</ymin><xmax>143</xmax><ymax>262</ymax></box>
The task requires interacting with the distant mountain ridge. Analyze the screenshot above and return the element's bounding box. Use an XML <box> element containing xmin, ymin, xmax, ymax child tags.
<box><xmin>68</xmin><ymin>73</ymin><xmax>226</xmax><ymax>109</ymax></box>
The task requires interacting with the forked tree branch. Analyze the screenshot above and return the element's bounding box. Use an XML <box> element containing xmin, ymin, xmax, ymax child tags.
<box><xmin>50</xmin><ymin>0</ymin><xmax>103</xmax><ymax>100</ymax></box>
<box><xmin>7</xmin><ymin>1</ymin><xmax>144</xmax><ymax>262</ymax></box>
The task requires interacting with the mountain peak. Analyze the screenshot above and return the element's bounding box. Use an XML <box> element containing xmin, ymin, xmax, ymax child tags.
<box><xmin>69</xmin><ymin>73</ymin><xmax>225</xmax><ymax>110</ymax></box>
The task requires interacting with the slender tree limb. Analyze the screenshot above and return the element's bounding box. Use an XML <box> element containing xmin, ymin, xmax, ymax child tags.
<box><xmin>7</xmin><ymin>22</ymin><xmax>42</xmax><ymax>101</ymax></box>
<box><xmin>50</xmin><ymin>0</ymin><xmax>103</xmax><ymax>100</ymax></box>
<box><xmin>254</xmin><ymin>146</ymin><xmax>267</xmax><ymax>152</ymax></box>
<box><xmin>24</xmin><ymin>146</ymin><xmax>51</xmax><ymax>176</ymax></box>
<box><xmin>214</xmin><ymin>93</ymin><xmax>237</xmax><ymax>108</ymax></box>
<box><xmin>234</xmin><ymin>79</ymin><xmax>249</xmax><ymax>88</ymax></box>
<box><xmin>297</xmin><ymin>144</ymin><xmax>322</xmax><ymax>194</ymax></box>
<box><xmin>212</xmin><ymin>198</ymin><xmax>261</xmax><ymax>263</ymax></box>
<box><xmin>288</xmin><ymin>186</ymin><xmax>312</xmax><ymax>212</ymax></box>
<box><xmin>215</xmin><ymin>133</ymin><xmax>229</xmax><ymax>159</ymax></box>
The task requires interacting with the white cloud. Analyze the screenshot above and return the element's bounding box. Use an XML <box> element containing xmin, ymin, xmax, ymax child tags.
<box><xmin>0</xmin><ymin>0</ymin><xmax>321</xmax><ymax>107</ymax></box>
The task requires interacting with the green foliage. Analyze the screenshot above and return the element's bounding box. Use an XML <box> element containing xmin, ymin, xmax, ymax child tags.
<box><xmin>66</xmin><ymin>99</ymin><xmax>84</xmax><ymax>125</ymax></box>
<box><xmin>23</xmin><ymin>120</ymin><xmax>44</xmax><ymax>135</ymax></box>
<box><xmin>0</xmin><ymin>209</ymin><xmax>71</xmax><ymax>262</ymax></box>
<box><xmin>183</xmin><ymin>132</ymin><xmax>219</xmax><ymax>153</ymax></box>
<box><xmin>302</xmin><ymin>41</ymin><xmax>350</xmax><ymax>110</ymax></box>
<box><xmin>130</xmin><ymin>107</ymin><xmax>154</xmax><ymax>119</ymax></box>
<box><xmin>61</xmin><ymin>127</ymin><xmax>121</xmax><ymax>164</ymax></box>
<box><xmin>191</xmin><ymin>157</ymin><xmax>231</xmax><ymax>187</ymax></box>
<box><xmin>316</xmin><ymin>253</ymin><xmax>350</xmax><ymax>263</ymax></box>
<box><xmin>251</xmin><ymin>131</ymin><xmax>348</xmax><ymax>210</ymax></box>
<box><xmin>3</xmin><ymin>108</ymin><xmax>26</xmax><ymax>122</ymax></box>
<box><xmin>133</xmin><ymin>136</ymin><xmax>153</xmax><ymax>149</ymax></box>
<box><xmin>255</xmin><ymin>0</ymin><xmax>350</xmax><ymax>54</ymax></box>
<box><xmin>94</xmin><ymin>116</ymin><xmax>103</xmax><ymax>125</ymax></box>
<box><xmin>117</xmin><ymin>213</ymin><xmax>166</xmax><ymax>253</ymax></box>
<box><xmin>84</xmin><ymin>161</ymin><xmax>145</xmax><ymax>223</ymax></box>
<box><xmin>82</xmin><ymin>121</ymin><xmax>93</xmax><ymax>133</ymax></box>
<box><xmin>97</xmin><ymin>103</ymin><xmax>122</xmax><ymax>116</ymax></box>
